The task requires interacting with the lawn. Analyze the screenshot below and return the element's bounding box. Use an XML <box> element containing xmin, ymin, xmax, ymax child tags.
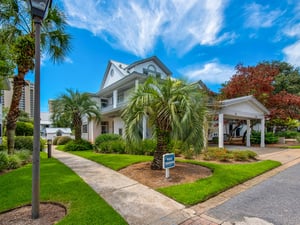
<box><xmin>158</xmin><ymin>159</ymin><xmax>281</xmax><ymax>205</ymax></box>
<box><xmin>69</xmin><ymin>150</ymin><xmax>152</xmax><ymax>170</ymax></box>
<box><xmin>64</xmin><ymin>149</ymin><xmax>281</xmax><ymax>206</ymax></box>
<box><xmin>287</xmin><ymin>145</ymin><xmax>300</xmax><ymax>149</ymax></box>
<box><xmin>0</xmin><ymin>153</ymin><xmax>127</xmax><ymax>225</ymax></box>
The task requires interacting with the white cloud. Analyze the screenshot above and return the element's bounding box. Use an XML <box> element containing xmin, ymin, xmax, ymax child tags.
<box><xmin>244</xmin><ymin>3</ymin><xmax>282</xmax><ymax>28</ymax></box>
<box><xmin>64</xmin><ymin>57</ymin><xmax>73</xmax><ymax>64</ymax></box>
<box><xmin>180</xmin><ymin>61</ymin><xmax>235</xmax><ymax>84</ymax></box>
<box><xmin>61</xmin><ymin>0</ymin><xmax>231</xmax><ymax>57</ymax></box>
<box><xmin>283</xmin><ymin>41</ymin><xmax>300</xmax><ymax>67</ymax></box>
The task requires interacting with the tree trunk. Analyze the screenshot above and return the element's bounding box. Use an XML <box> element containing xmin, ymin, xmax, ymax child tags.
<box><xmin>151</xmin><ymin>128</ymin><xmax>170</xmax><ymax>170</ymax></box>
<box><xmin>6</xmin><ymin>75</ymin><xmax>27</xmax><ymax>154</ymax></box>
<box><xmin>73</xmin><ymin>113</ymin><xmax>82</xmax><ymax>141</ymax></box>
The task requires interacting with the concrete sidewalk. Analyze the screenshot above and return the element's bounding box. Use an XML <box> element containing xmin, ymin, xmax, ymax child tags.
<box><xmin>52</xmin><ymin>149</ymin><xmax>195</xmax><ymax>225</ymax></box>
<box><xmin>52</xmin><ymin>148</ymin><xmax>300</xmax><ymax>225</ymax></box>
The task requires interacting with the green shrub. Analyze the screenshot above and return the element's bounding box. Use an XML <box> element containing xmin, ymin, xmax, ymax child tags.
<box><xmin>14</xmin><ymin>136</ymin><xmax>45</xmax><ymax>151</ymax></box>
<box><xmin>52</xmin><ymin>136</ymin><xmax>61</xmax><ymax>145</ymax></box>
<box><xmin>96</xmin><ymin>140</ymin><xmax>126</xmax><ymax>154</ymax></box>
<box><xmin>168</xmin><ymin>140</ymin><xmax>183</xmax><ymax>156</ymax></box>
<box><xmin>64</xmin><ymin>139</ymin><xmax>93</xmax><ymax>151</ymax></box>
<box><xmin>15</xmin><ymin>150</ymin><xmax>32</xmax><ymax>164</ymax></box>
<box><xmin>57</xmin><ymin>136</ymin><xmax>72</xmax><ymax>145</ymax></box>
<box><xmin>15</xmin><ymin>121</ymin><xmax>34</xmax><ymax>136</ymax></box>
<box><xmin>276</xmin><ymin>131</ymin><xmax>298</xmax><ymax>138</ymax></box>
<box><xmin>95</xmin><ymin>134</ymin><xmax>122</xmax><ymax>147</ymax></box>
<box><xmin>0</xmin><ymin>152</ymin><xmax>8</xmax><ymax>171</ymax></box>
<box><xmin>7</xmin><ymin>155</ymin><xmax>21</xmax><ymax>169</ymax></box>
<box><xmin>125</xmin><ymin>139</ymin><xmax>157</xmax><ymax>155</ymax></box>
<box><xmin>0</xmin><ymin>144</ymin><xmax>7</xmax><ymax>152</ymax></box>
<box><xmin>251</xmin><ymin>131</ymin><xmax>278</xmax><ymax>144</ymax></box>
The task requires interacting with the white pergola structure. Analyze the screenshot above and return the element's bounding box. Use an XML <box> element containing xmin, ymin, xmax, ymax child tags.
<box><xmin>217</xmin><ymin>95</ymin><xmax>270</xmax><ymax>148</ymax></box>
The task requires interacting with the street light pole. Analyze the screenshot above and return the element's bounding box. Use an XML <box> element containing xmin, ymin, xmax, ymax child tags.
<box><xmin>28</xmin><ymin>0</ymin><xmax>52</xmax><ymax>219</ymax></box>
<box><xmin>32</xmin><ymin>15</ymin><xmax>42</xmax><ymax>219</ymax></box>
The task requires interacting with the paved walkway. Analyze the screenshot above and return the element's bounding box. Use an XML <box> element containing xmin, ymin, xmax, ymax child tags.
<box><xmin>52</xmin><ymin>147</ymin><xmax>300</xmax><ymax>225</ymax></box>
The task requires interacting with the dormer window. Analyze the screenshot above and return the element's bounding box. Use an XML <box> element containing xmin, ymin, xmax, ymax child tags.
<box><xmin>143</xmin><ymin>64</ymin><xmax>161</xmax><ymax>78</ymax></box>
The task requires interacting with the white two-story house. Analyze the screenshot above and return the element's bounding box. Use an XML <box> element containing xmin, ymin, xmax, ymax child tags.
<box><xmin>82</xmin><ymin>56</ymin><xmax>269</xmax><ymax>148</ymax></box>
<box><xmin>82</xmin><ymin>56</ymin><xmax>172</xmax><ymax>142</ymax></box>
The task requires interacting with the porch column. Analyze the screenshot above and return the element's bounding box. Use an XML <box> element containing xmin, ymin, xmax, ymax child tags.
<box><xmin>135</xmin><ymin>79</ymin><xmax>139</xmax><ymax>91</ymax></box>
<box><xmin>260</xmin><ymin>117</ymin><xmax>265</xmax><ymax>147</ymax></box>
<box><xmin>113</xmin><ymin>90</ymin><xmax>118</xmax><ymax>108</ymax></box>
<box><xmin>218</xmin><ymin>113</ymin><xmax>224</xmax><ymax>148</ymax></box>
<box><xmin>142</xmin><ymin>115</ymin><xmax>147</xmax><ymax>140</ymax></box>
<box><xmin>246</xmin><ymin>119</ymin><xmax>251</xmax><ymax>147</ymax></box>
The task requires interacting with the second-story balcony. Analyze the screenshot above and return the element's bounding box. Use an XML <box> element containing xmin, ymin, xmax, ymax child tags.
<box><xmin>101</xmin><ymin>99</ymin><xmax>128</xmax><ymax>114</ymax></box>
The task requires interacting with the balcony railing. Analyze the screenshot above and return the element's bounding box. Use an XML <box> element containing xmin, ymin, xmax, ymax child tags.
<box><xmin>101</xmin><ymin>100</ymin><xmax>128</xmax><ymax>113</ymax></box>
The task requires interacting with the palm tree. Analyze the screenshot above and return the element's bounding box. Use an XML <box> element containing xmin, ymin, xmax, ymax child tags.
<box><xmin>122</xmin><ymin>77</ymin><xmax>207</xmax><ymax>170</ymax></box>
<box><xmin>52</xmin><ymin>89</ymin><xmax>101</xmax><ymax>140</ymax></box>
<box><xmin>0</xmin><ymin>0</ymin><xmax>71</xmax><ymax>154</ymax></box>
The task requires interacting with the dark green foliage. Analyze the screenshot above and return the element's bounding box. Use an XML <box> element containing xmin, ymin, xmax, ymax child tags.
<box><xmin>15</xmin><ymin>121</ymin><xmax>33</xmax><ymax>136</ymax></box>
<box><xmin>96</xmin><ymin>140</ymin><xmax>126</xmax><ymax>154</ymax></box>
<box><xmin>64</xmin><ymin>139</ymin><xmax>93</xmax><ymax>151</ymax></box>
<box><xmin>95</xmin><ymin>134</ymin><xmax>122</xmax><ymax>146</ymax></box>
<box><xmin>14</xmin><ymin>136</ymin><xmax>45</xmax><ymax>151</ymax></box>
<box><xmin>276</xmin><ymin>130</ymin><xmax>298</xmax><ymax>138</ymax></box>
<box><xmin>125</xmin><ymin>139</ymin><xmax>157</xmax><ymax>155</ymax></box>
<box><xmin>57</xmin><ymin>136</ymin><xmax>72</xmax><ymax>145</ymax></box>
<box><xmin>251</xmin><ymin>131</ymin><xmax>278</xmax><ymax>144</ymax></box>
<box><xmin>0</xmin><ymin>152</ymin><xmax>8</xmax><ymax>171</ymax></box>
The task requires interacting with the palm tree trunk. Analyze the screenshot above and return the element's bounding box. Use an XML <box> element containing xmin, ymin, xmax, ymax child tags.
<box><xmin>73</xmin><ymin>113</ymin><xmax>82</xmax><ymax>140</ymax></box>
<box><xmin>151</xmin><ymin>128</ymin><xmax>170</xmax><ymax>170</ymax></box>
<box><xmin>6</xmin><ymin>76</ymin><xmax>27</xmax><ymax>154</ymax></box>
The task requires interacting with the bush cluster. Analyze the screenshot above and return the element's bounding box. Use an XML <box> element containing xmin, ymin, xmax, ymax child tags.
<box><xmin>125</xmin><ymin>139</ymin><xmax>157</xmax><ymax>155</ymax></box>
<box><xmin>64</xmin><ymin>139</ymin><xmax>93</xmax><ymax>151</ymax></box>
<box><xmin>14</xmin><ymin>136</ymin><xmax>46</xmax><ymax>151</ymax></box>
<box><xmin>15</xmin><ymin>121</ymin><xmax>34</xmax><ymax>136</ymax></box>
<box><xmin>251</xmin><ymin>131</ymin><xmax>278</xmax><ymax>144</ymax></box>
<box><xmin>94</xmin><ymin>134</ymin><xmax>126</xmax><ymax>154</ymax></box>
<box><xmin>203</xmin><ymin>148</ymin><xmax>257</xmax><ymax>162</ymax></box>
<box><xmin>276</xmin><ymin>130</ymin><xmax>299</xmax><ymax>139</ymax></box>
<box><xmin>57</xmin><ymin>136</ymin><xmax>72</xmax><ymax>145</ymax></box>
<box><xmin>0</xmin><ymin>150</ymin><xmax>32</xmax><ymax>172</ymax></box>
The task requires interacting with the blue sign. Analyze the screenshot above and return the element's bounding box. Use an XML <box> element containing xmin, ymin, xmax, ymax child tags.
<box><xmin>163</xmin><ymin>153</ymin><xmax>175</xmax><ymax>169</ymax></box>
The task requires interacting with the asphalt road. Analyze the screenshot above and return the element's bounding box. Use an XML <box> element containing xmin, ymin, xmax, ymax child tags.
<box><xmin>207</xmin><ymin>162</ymin><xmax>300</xmax><ymax>225</ymax></box>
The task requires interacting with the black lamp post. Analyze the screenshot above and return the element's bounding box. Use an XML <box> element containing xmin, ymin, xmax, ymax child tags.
<box><xmin>28</xmin><ymin>0</ymin><xmax>52</xmax><ymax>219</ymax></box>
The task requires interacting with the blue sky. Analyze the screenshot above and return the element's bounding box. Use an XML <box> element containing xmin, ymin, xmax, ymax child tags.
<box><xmin>30</xmin><ymin>0</ymin><xmax>300</xmax><ymax>112</ymax></box>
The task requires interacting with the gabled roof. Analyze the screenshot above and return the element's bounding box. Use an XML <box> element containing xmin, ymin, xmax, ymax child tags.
<box><xmin>126</xmin><ymin>56</ymin><xmax>172</xmax><ymax>76</ymax></box>
<box><xmin>100</xmin><ymin>60</ymin><xmax>129</xmax><ymax>89</ymax></box>
<box><xmin>46</xmin><ymin>128</ymin><xmax>72</xmax><ymax>134</ymax></box>
<box><xmin>100</xmin><ymin>56</ymin><xmax>172</xmax><ymax>90</ymax></box>
<box><xmin>220</xmin><ymin>95</ymin><xmax>269</xmax><ymax>119</ymax></box>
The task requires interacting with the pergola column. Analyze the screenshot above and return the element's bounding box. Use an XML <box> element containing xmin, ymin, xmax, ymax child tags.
<box><xmin>218</xmin><ymin>113</ymin><xmax>224</xmax><ymax>148</ymax></box>
<box><xmin>142</xmin><ymin>115</ymin><xmax>147</xmax><ymax>140</ymax></box>
<box><xmin>260</xmin><ymin>117</ymin><xmax>265</xmax><ymax>147</ymax></box>
<box><xmin>246</xmin><ymin>119</ymin><xmax>251</xmax><ymax>147</ymax></box>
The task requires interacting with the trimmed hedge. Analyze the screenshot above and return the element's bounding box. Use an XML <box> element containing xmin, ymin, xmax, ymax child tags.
<box><xmin>64</xmin><ymin>139</ymin><xmax>93</xmax><ymax>151</ymax></box>
<box><xmin>57</xmin><ymin>136</ymin><xmax>72</xmax><ymax>145</ymax></box>
<box><xmin>14</xmin><ymin>136</ymin><xmax>46</xmax><ymax>151</ymax></box>
<box><xmin>95</xmin><ymin>134</ymin><xmax>122</xmax><ymax>147</ymax></box>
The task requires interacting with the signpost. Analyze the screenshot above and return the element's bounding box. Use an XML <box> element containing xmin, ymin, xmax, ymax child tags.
<box><xmin>163</xmin><ymin>153</ymin><xmax>175</xmax><ymax>178</ymax></box>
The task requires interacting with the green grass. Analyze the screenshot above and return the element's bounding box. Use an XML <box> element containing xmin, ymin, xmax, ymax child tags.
<box><xmin>0</xmin><ymin>153</ymin><xmax>127</xmax><ymax>225</ymax></box>
<box><xmin>69</xmin><ymin>150</ymin><xmax>152</xmax><ymax>170</ymax></box>
<box><xmin>158</xmin><ymin>159</ymin><xmax>281</xmax><ymax>205</ymax></box>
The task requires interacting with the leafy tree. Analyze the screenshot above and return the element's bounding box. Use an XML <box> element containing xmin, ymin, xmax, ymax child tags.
<box><xmin>122</xmin><ymin>77</ymin><xmax>207</xmax><ymax>170</ymax></box>
<box><xmin>220</xmin><ymin>62</ymin><xmax>300</xmax><ymax>124</ymax></box>
<box><xmin>0</xmin><ymin>0</ymin><xmax>71</xmax><ymax>154</ymax></box>
<box><xmin>51</xmin><ymin>89</ymin><xmax>101</xmax><ymax>140</ymax></box>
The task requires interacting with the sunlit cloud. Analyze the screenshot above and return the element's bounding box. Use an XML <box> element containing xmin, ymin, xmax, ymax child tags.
<box><xmin>61</xmin><ymin>0</ymin><xmax>231</xmax><ymax>57</ymax></box>
<box><xmin>283</xmin><ymin>41</ymin><xmax>300</xmax><ymax>67</ymax></box>
<box><xmin>180</xmin><ymin>61</ymin><xmax>235</xmax><ymax>84</ymax></box>
<box><xmin>244</xmin><ymin>3</ymin><xmax>282</xmax><ymax>28</ymax></box>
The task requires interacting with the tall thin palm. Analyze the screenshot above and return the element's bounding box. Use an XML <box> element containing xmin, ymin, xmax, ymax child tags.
<box><xmin>122</xmin><ymin>77</ymin><xmax>207</xmax><ymax>170</ymax></box>
<box><xmin>0</xmin><ymin>0</ymin><xmax>71</xmax><ymax>154</ymax></box>
<box><xmin>52</xmin><ymin>89</ymin><xmax>101</xmax><ymax>141</ymax></box>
